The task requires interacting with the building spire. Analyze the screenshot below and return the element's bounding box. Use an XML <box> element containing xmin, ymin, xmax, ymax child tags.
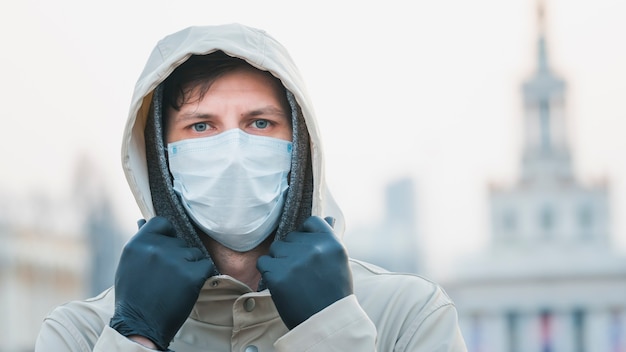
<box><xmin>520</xmin><ymin>0</ymin><xmax>571</xmax><ymax>182</ymax></box>
<box><xmin>537</xmin><ymin>0</ymin><xmax>546</xmax><ymax>34</ymax></box>
<box><xmin>537</xmin><ymin>0</ymin><xmax>549</xmax><ymax>73</ymax></box>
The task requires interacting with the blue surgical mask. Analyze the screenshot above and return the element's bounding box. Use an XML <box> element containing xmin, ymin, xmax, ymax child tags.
<box><xmin>167</xmin><ymin>129</ymin><xmax>292</xmax><ymax>252</ymax></box>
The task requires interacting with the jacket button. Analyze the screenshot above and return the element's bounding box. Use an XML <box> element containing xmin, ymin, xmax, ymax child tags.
<box><xmin>244</xmin><ymin>298</ymin><xmax>256</xmax><ymax>312</ymax></box>
<box><xmin>244</xmin><ymin>345</ymin><xmax>258</xmax><ymax>352</ymax></box>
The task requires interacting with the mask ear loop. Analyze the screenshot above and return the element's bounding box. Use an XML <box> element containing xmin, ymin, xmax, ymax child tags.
<box><xmin>258</xmin><ymin>89</ymin><xmax>313</xmax><ymax>292</ymax></box>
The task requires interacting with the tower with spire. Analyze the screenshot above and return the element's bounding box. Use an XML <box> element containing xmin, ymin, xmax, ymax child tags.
<box><xmin>445</xmin><ymin>1</ymin><xmax>626</xmax><ymax>351</ymax></box>
<box><xmin>492</xmin><ymin>0</ymin><xmax>610</xmax><ymax>253</ymax></box>
<box><xmin>521</xmin><ymin>1</ymin><xmax>571</xmax><ymax>183</ymax></box>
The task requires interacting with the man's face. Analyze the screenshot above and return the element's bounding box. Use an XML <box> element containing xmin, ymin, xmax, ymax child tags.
<box><xmin>166</xmin><ymin>67</ymin><xmax>292</xmax><ymax>143</ymax></box>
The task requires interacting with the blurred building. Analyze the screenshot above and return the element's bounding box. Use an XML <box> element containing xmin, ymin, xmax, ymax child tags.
<box><xmin>72</xmin><ymin>156</ymin><xmax>125</xmax><ymax>296</ymax></box>
<box><xmin>0</xmin><ymin>202</ymin><xmax>87</xmax><ymax>352</ymax></box>
<box><xmin>0</xmin><ymin>157</ymin><xmax>125</xmax><ymax>352</ymax></box>
<box><xmin>445</xmin><ymin>2</ymin><xmax>626</xmax><ymax>351</ymax></box>
<box><xmin>343</xmin><ymin>177</ymin><xmax>422</xmax><ymax>273</ymax></box>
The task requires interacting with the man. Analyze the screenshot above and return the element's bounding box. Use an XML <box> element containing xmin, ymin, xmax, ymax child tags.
<box><xmin>36</xmin><ymin>24</ymin><xmax>467</xmax><ymax>351</ymax></box>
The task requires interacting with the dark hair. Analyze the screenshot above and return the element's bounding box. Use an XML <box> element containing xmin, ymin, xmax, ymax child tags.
<box><xmin>162</xmin><ymin>50</ymin><xmax>286</xmax><ymax>111</ymax></box>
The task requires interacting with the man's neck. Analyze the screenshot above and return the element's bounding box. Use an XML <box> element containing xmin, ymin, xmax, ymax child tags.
<box><xmin>201</xmin><ymin>235</ymin><xmax>272</xmax><ymax>291</ymax></box>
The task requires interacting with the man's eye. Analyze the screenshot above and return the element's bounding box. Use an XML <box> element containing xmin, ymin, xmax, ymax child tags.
<box><xmin>253</xmin><ymin>120</ymin><xmax>269</xmax><ymax>129</ymax></box>
<box><xmin>192</xmin><ymin>123</ymin><xmax>208</xmax><ymax>132</ymax></box>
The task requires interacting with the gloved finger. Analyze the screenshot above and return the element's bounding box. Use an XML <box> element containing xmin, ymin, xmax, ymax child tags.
<box><xmin>266</xmin><ymin>239</ymin><xmax>307</xmax><ymax>257</ymax></box>
<box><xmin>187</xmin><ymin>258</ymin><xmax>215</xmax><ymax>282</ymax></box>
<box><xmin>256</xmin><ymin>255</ymin><xmax>277</xmax><ymax>276</ymax></box>
<box><xmin>279</xmin><ymin>230</ymin><xmax>311</xmax><ymax>244</ymax></box>
<box><xmin>137</xmin><ymin>219</ymin><xmax>147</xmax><ymax>229</ymax></box>
<box><xmin>299</xmin><ymin>216</ymin><xmax>334</xmax><ymax>234</ymax></box>
<box><xmin>256</xmin><ymin>255</ymin><xmax>287</xmax><ymax>276</ymax></box>
<box><xmin>324</xmin><ymin>216</ymin><xmax>336</xmax><ymax>229</ymax></box>
<box><xmin>140</xmin><ymin>216</ymin><xmax>177</xmax><ymax>238</ymax></box>
<box><xmin>183</xmin><ymin>246</ymin><xmax>208</xmax><ymax>262</ymax></box>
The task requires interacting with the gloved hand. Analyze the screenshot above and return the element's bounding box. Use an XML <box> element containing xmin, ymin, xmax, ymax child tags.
<box><xmin>110</xmin><ymin>216</ymin><xmax>214</xmax><ymax>350</ymax></box>
<box><xmin>257</xmin><ymin>216</ymin><xmax>353</xmax><ymax>329</ymax></box>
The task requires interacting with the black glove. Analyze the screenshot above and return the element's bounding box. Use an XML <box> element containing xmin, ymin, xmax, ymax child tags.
<box><xmin>110</xmin><ymin>216</ymin><xmax>214</xmax><ymax>350</ymax></box>
<box><xmin>257</xmin><ymin>216</ymin><xmax>353</xmax><ymax>329</ymax></box>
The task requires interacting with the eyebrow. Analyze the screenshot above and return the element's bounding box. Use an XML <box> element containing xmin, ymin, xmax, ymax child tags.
<box><xmin>174</xmin><ymin>112</ymin><xmax>216</xmax><ymax>122</ymax></box>
<box><xmin>175</xmin><ymin>105</ymin><xmax>287</xmax><ymax>122</ymax></box>
<box><xmin>246</xmin><ymin>106</ymin><xmax>288</xmax><ymax>117</ymax></box>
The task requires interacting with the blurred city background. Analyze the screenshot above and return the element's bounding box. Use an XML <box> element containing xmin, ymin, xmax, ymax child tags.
<box><xmin>2</xmin><ymin>0</ymin><xmax>626</xmax><ymax>351</ymax></box>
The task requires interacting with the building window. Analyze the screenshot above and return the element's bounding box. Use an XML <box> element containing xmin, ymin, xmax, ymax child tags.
<box><xmin>539</xmin><ymin>205</ymin><xmax>555</xmax><ymax>238</ymax></box>
<box><xmin>502</xmin><ymin>208</ymin><xmax>517</xmax><ymax>237</ymax></box>
<box><xmin>539</xmin><ymin>99</ymin><xmax>552</xmax><ymax>152</ymax></box>
<box><xmin>540</xmin><ymin>310</ymin><xmax>553</xmax><ymax>352</ymax></box>
<box><xmin>506</xmin><ymin>311</ymin><xmax>520</xmax><ymax>352</ymax></box>
<box><xmin>469</xmin><ymin>313</ymin><xmax>484</xmax><ymax>352</ymax></box>
<box><xmin>572</xmin><ymin>308</ymin><xmax>585</xmax><ymax>352</ymax></box>
<box><xmin>577</xmin><ymin>204</ymin><xmax>593</xmax><ymax>239</ymax></box>
<box><xmin>610</xmin><ymin>309</ymin><xmax>625</xmax><ymax>352</ymax></box>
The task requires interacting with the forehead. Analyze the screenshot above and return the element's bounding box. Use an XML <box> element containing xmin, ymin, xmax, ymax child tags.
<box><xmin>163</xmin><ymin>53</ymin><xmax>288</xmax><ymax>110</ymax></box>
<box><xmin>196</xmin><ymin>66</ymin><xmax>284</xmax><ymax>95</ymax></box>
<box><xmin>182</xmin><ymin>66</ymin><xmax>288</xmax><ymax>108</ymax></box>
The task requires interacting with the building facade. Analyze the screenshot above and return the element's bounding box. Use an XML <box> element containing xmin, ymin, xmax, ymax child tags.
<box><xmin>343</xmin><ymin>177</ymin><xmax>422</xmax><ymax>274</ymax></box>
<box><xmin>0</xmin><ymin>157</ymin><xmax>125</xmax><ymax>351</ymax></box>
<box><xmin>0</xmin><ymin>220</ymin><xmax>87</xmax><ymax>352</ymax></box>
<box><xmin>445</xmin><ymin>2</ymin><xmax>626</xmax><ymax>351</ymax></box>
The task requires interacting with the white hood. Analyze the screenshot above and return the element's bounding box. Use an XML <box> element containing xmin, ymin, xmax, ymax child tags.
<box><xmin>120</xmin><ymin>23</ymin><xmax>345</xmax><ymax>235</ymax></box>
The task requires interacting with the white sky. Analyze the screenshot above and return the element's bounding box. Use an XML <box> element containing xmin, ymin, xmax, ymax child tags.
<box><xmin>1</xmin><ymin>0</ymin><xmax>625</xmax><ymax>279</ymax></box>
